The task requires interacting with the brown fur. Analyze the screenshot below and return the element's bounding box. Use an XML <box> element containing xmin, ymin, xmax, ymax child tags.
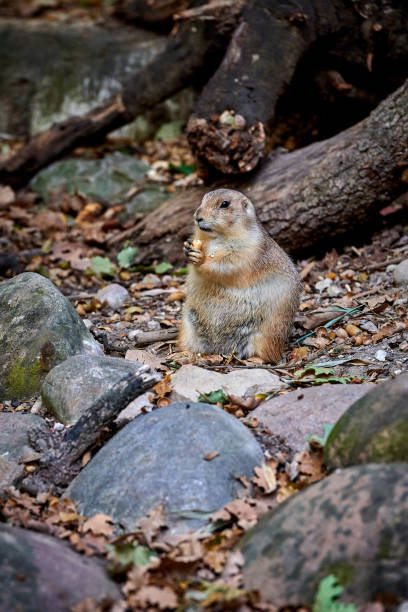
<box><xmin>178</xmin><ymin>189</ymin><xmax>301</xmax><ymax>362</ymax></box>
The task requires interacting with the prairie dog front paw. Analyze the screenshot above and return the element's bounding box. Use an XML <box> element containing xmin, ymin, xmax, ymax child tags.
<box><xmin>184</xmin><ymin>238</ymin><xmax>204</xmax><ymax>265</ymax></box>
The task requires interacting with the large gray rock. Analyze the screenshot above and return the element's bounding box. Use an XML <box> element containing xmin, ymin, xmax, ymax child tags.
<box><xmin>249</xmin><ymin>383</ymin><xmax>374</xmax><ymax>453</ymax></box>
<box><xmin>170</xmin><ymin>364</ymin><xmax>282</xmax><ymax>402</ymax></box>
<box><xmin>42</xmin><ymin>354</ymin><xmax>154</xmax><ymax>425</ymax></box>
<box><xmin>0</xmin><ymin>272</ymin><xmax>102</xmax><ymax>400</ymax></box>
<box><xmin>65</xmin><ymin>402</ymin><xmax>264</xmax><ymax>532</ymax></box>
<box><xmin>0</xmin><ymin>413</ymin><xmax>46</xmax><ymax>492</ymax></box>
<box><xmin>325</xmin><ymin>374</ymin><xmax>408</xmax><ymax>469</ymax></box>
<box><xmin>241</xmin><ymin>463</ymin><xmax>408</xmax><ymax>606</ymax></box>
<box><xmin>0</xmin><ymin>525</ymin><xmax>120</xmax><ymax>611</ymax></box>
<box><xmin>0</xmin><ymin>19</ymin><xmax>196</xmax><ymax>141</ymax></box>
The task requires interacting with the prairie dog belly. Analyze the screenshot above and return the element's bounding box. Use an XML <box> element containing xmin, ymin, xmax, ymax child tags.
<box><xmin>185</xmin><ymin>273</ymin><xmax>289</xmax><ymax>355</ymax></box>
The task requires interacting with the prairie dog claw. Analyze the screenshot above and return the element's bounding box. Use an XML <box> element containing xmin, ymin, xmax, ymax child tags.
<box><xmin>184</xmin><ymin>238</ymin><xmax>204</xmax><ymax>264</ymax></box>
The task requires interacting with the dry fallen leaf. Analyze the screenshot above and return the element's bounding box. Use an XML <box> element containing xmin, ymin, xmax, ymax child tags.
<box><xmin>372</xmin><ymin>321</ymin><xmax>405</xmax><ymax>343</ymax></box>
<box><xmin>0</xmin><ymin>185</ymin><xmax>15</xmax><ymax>208</ymax></box>
<box><xmin>204</xmin><ymin>450</ymin><xmax>220</xmax><ymax>461</ymax></box>
<box><xmin>221</xmin><ymin>550</ymin><xmax>245</xmax><ymax>588</ymax></box>
<box><xmin>81</xmin><ymin>451</ymin><xmax>92</xmax><ymax>467</ymax></box>
<box><xmin>252</xmin><ymin>462</ymin><xmax>277</xmax><ymax>494</ymax></box>
<box><xmin>137</xmin><ymin>505</ymin><xmax>167</xmax><ymax>546</ymax></box>
<box><xmin>166</xmin><ymin>289</ymin><xmax>185</xmax><ymax>303</ymax></box>
<box><xmin>133</xmin><ymin>585</ymin><xmax>178</xmax><ymax>610</ymax></box>
<box><xmin>33</xmin><ymin>210</ymin><xmax>67</xmax><ymax>232</ymax></box>
<box><xmin>213</xmin><ymin>499</ymin><xmax>258</xmax><ymax>530</ymax></box>
<box><xmin>204</xmin><ymin>548</ymin><xmax>228</xmax><ymax>573</ymax></box>
<box><xmin>75</xmin><ymin>202</ymin><xmax>103</xmax><ymax>227</ymax></box>
<box><xmin>297</xmin><ymin>450</ymin><xmax>326</xmax><ymax>483</ymax></box>
<box><xmin>153</xmin><ymin>373</ymin><xmax>172</xmax><ymax>398</ymax></box>
<box><xmin>125</xmin><ymin>348</ymin><xmax>164</xmax><ymax>370</ymax></box>
<box><xmin>81</xmin><ymin>513</ymin><xmax>113</xmax><ymax>537</ymax></box>
<box><xmin>303</xmin><ymin>310</ymin><xmax>338</xmax><ymax>330</ymax></box>
<box><xmin>168</xmin><ymin>535</ymin><xmax>203</xmax><ymax>563</ymax></box>
<box><xmin>303</xmin><ymin>335</ymin><xmax>331</xmax><ymax>349</ymax></box>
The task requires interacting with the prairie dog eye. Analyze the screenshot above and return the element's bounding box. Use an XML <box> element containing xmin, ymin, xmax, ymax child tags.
<box><xmin>220</xmin><ymin>201</ymin><xmax>230</xmax><ymax>209</ymax></box>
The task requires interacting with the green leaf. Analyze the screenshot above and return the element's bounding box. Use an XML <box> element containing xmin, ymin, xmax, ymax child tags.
<box><xmin>154</xmin><ymin>261</ymin><xmax>173</xmax><ymax>275</ymax></box>
<box><xmin>174</xmin><ymin>267</ymin><xmax>188</xmax><ymax>276</ymax></box>
<box><xmin>293</xmin><ymin>365</ymin><xmax>353</xmax><ymax>386</ymax></box>
<box><xmin>186</xmin><ymin>580</ymin><xmax>245</xmax><ymax>606</ymax></box>
<box><xmin>169</xmin><ymin>163</ymin><xmax>195</xmax><ymax>175</ymax></box>
<box><xmin>313</xmin><ymin>574</ymin><xmax>357</xmax><ymax>612</ymax></box>
<box><xmin>106</xmin><ymin>542</ymin><xmax>156</xmax><ymax>574</ymax></box>
<box><xmin>41</xmin><ymin>238</ymin><xmax>52</xmax><ymax>253</ymax></box>
<box><xmin>308</xmin><ymin>424</ymin><xmax>334</xmax><ymax>448</ymax></box>
<box><xmin>117</xmin><ymin>246</ymin><xmax>139</xmax><ymax>268</ymax></box>
<box><xmin>90</xmin><ymin>256</ymin><xmax>116</xmax><ymax>278</ymax></box>
<box><xmin>198</xmin><ymin>389</ymin><xmax>228</xmax><ymax>405</ymax></box>
<box><xmin>294</xmin><ymin>366</ymin><xmax>335</xmax><ymax>379</ymax></box>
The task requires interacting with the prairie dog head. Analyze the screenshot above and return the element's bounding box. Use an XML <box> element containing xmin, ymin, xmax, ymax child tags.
<box><xmin>194</xmin><ymin>189</ymin><xmax>257</xmax><ymax>236</ymax></box>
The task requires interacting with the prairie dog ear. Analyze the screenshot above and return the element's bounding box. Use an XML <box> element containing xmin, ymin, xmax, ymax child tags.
<box><xmin>242</xmin><ymin>197</ymin><xmax>255</xmax><ymax>214</ymax></box>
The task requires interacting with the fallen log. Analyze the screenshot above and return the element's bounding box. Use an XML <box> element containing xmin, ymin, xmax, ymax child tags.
<box><xmin>0</xmin><ymin>1</ymin><xmax>240</xmax><ymax>189</ymax></box>
<box><xmin>0</xmin><ymin>0</ymin><xmax>406</xmax><ymax>185</ymax></box>
<box><xmin>133</xmin><ymin>79</ymin><xmax>408</xmax><ymax>261</ymax></box>
<box><xmin>186</xmin><ymin>0</ymin><xmax>408</xmax><ymax>174</ymax></box>
<box><xmin>21</xmin><ymin>365</ymin><xmax>160</xmax><ymax>495</ymax></box>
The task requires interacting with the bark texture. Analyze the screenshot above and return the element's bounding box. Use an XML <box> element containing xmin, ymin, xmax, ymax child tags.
<box><xmin>0</xmin><ymin>2</ymin><xmax>236</xmax><ymax>188</ymax></box>
<box><xmin>21</xmin><ymin>366</ymin><xmax>160</xmax><ymax>494</ymax></box>
<box><xmin>187</xmin><ymin>0</ymin><xmax>408</xmax><ymax>173</ymax></box>
<box><xmin>134</xmin><ymin>79</ymin><xmax>408</xmax><ymax>261</ymax></box>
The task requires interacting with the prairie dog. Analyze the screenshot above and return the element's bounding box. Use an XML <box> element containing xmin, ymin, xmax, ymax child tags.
<box><xmin>178</xmin><ymin>188</ymin><xmax>301</xmax><ymax>362</ymax></box>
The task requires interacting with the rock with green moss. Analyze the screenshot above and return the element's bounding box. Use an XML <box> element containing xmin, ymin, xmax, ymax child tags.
<box><xmin>0</xmin><ymin>19</ymin><xmax>196</xmax><ymax>141</ymax></box>
<box><xmin>31</xmin><ymin>152</ymin><xmax>149</xmax><ymax>204</ymax></box>
<box><xmin>324</xmin><ymin>374</ymin><xmax>408</xmax><ymax>469</ymax></box>
<box><xmin>0</xmin><ymin>272</ymin><xmax>102</xmax><ymax>401</ymax></box>
<box><xmin>241</xmin><ymin>463</ymin><xmax>408</xmax><ymax>606</ymax></box>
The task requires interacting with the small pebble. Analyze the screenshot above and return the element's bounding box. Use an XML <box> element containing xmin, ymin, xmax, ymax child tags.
<box><xmin>393</xmin><ymin>259</ymin><xmax>408</xmax><ymax>285</ymax></box>
<box><xmin>315</xmin><ymin>278</ymin><xmax>332</xmax><ymax>292</ymax></box>
<box><xmin>53</xmin><ymin>422</ymin><xmax>65</xmax><ymax>431</ymax></box>
<box><xmin>336</xmin><ymin>328</ymin><xmax>348</xmax><ymax>338</ymax></box>
<box><xmin>96</xmin><ymin>284</ymin><xmax>129</xmax><ymax>310</ymax></box>
<box><xmin>346</xmin><ymin>324</ymin><xmax>360</xmax><ymax>336</ymax></box>
<box><xmin>327</xmin><ymin>284</ymin><xmax>342</xmax><ymax>297</ymax></box>
<box><xmin>360</xmin><ymin>320</ymin><xmax>378</xmax><ymax>334</ymax></box>
<box><xmin>375</xmin><ymin>349</ymin><xmax>387</xmax><ymax>362</ymax></box>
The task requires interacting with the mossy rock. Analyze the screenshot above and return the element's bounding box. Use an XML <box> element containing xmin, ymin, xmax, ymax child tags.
<box><xmin>31</xmin><ymin>153</ymin><xmax>149</xmax><ymax>205</ymax></box>
<box><xmin>241</xmin><ymin>463</ymin><xmax>408</xmax><ymax>606</ymax></box>
<box><xmin>0</xmin><ymin>273</ymin><xmax>101</xmax><ymax>400</ymax></box>
<box><xmin>324</xmin><ymin>374</ymin><xmax>408</xmax><ymax>469</ymax></box>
